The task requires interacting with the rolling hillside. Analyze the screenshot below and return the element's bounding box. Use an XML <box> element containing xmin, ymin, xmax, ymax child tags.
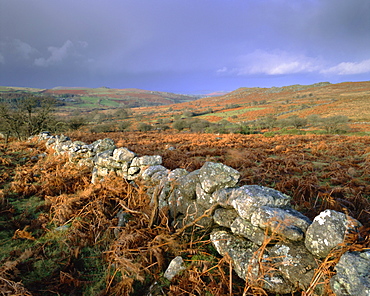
<box><xmin>0</xmin><ymin>86</ymin><xmax>200</xmax><ymax>110</ymax></box>
<box><xmin>137</xmin><ymin>81</ymin><xmax>370</xmax><ymax>125</ymax></box>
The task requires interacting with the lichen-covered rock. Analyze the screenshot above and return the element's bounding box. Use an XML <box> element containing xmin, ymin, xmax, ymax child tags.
<box><xmin>230</xmin><ymin>217</ymin><xmax>267</xmax><ymax>246</ymax></box>
<box><xmin>213</xmin><ymin>208</ymin><xmax>238</xmax><ymax>228</ymax></box>
<box><xmin>168</xmin><ymin>168</ymin><xmax>188</xmax><ymax>181</ymax></box>
<box><xmin>211</xmin><ymin>187</ymin><xmax>236</xmax><ymax>208</ymax></box>
<box><xmin>127</xmin><ymin>166</ymin><xmax>141</xmax><ymax>179</ymax></box>
<box><xmin>173</xmin><ymin>170</ymin><xmax>199</xmax><ymax>200</ymax></box>
<box><xmin>330</xmin><ymin>250</ymin><xmax>370</xmax><ymax>296</ymax></box>
<box><xmin>131</xmin><ymin>155</ymin><xmax>162</xmax><ymax>167</ymax></box>
<box><xmin>38</xmin><ymin>131</ymin><xmax>52</xmax><ymax>140</ymax></box>
<box><xmin>141</xmin><ymin>165</ymin><xmax>169</xmax><ymax>182</ymax></box>
<box><xmin>155</xmin><ymin>170</ymin><xmax>189</xmax><ymax>211</ymax></box>
<box><xmin>89</xmin><ymin>138</ymin><xmax>116</xmax><ymax>153</ymax></box>
<box><xmin>112</xmin><ymin>147</ymin><xmax>136</xmax><ymax>163</ymax></box>
<box><xmin>164</xmin><ymin>256</ymin><xmax>186</xmax><ymax>281</ymax></box>
<box><xmin>198</xmin><ymin>162</ymin><xmax>240</xmax><ymax>194</ymax></box>
<box><xmin>250</xmin><ymin>206</ymin><xmax>311</xmax><ymax>241</ymax></box>
<box><xmin>173</xmin><ymin>200</ymin><xmax>213</xmax><ymax>228</ymax></box>
<box><xmin>229</xmin><ymin>185</ymin><xmax>291</xmax><ymax>220</ymax></box>
<box><xmin>210</xmin><ymin>229</ymin><xmax>257</xmax><ymax>280</ymax></box>
<box><xmin>53</xmin><ymin>140</ymin><xmax>73</xmax><ymax>154</ymax></box>
<box><xmin>77</xmin><ymin>157</ymin><xmax>94</xmax><ymax>168</ymax></box>
<box><xmin>94</xmin><ymin>150</ymin><xmax>122</xmax><ymax>169</ymax></box>
<box><xmin>270</xmin><ymin>241</ymin><xmax>321</xmax><ymax>293</ymax></box>
<box><xmin>305</xmin><ymin>210</ymin><xmax>362</xmax><ymax>258</ymax></box>
<box><xmin>195</xmin><ymin>183</ymin><xmax>213</xmax><ymax>208</ymax></box>
<box><xmin>210</xmin><ymin>229</ymin><xmax>293</xmax><ymax>294</ymax></box>
<box><xmin>45</xmin><ymin>137</ymin><xmax>57</xmax><ymax>147</ymax></box>
<box><xmin>55</xmin><ymin>134</ymin><xmax>71</xmax><ymax>143</ymax></box>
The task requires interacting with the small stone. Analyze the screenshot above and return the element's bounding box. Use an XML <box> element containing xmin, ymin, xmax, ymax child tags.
<box><xmin>213</xmin><ymin>208</ymin><xmax>238</xmax><ymax>228</ymax></box>
<box><xmin>230</xmin><ymin>217</ymin><xmax>267</xmax><ymax>246</ymax></box>
<box><xmin>112</xmin><ymin>147</ymin><xmax>136</xmax><ymax>163</ymax></box>
<box><xmin>250</xmin><ymin>206</ymin><xmax>311</xmax><ymax>241</ymax></box>
<box><xmin>330</xmin><ymin>250</ymin><xmax>370</xmax><ymax>296</ymax></box>
<box><xmin>229</xmin><ymin>185</ymin><xmax>291</xmax><ymax>220</ymax></box>
<box><xmin>198</xmin><ymin>162</ymin><xmax>240</xmax><ymax>194</ymax></box>
<box><xmin>164</xmin><ymin>256</ymin><xmax>186</xmax><ymax>281</ymax></box>
<box><xmin>131</xmin><ymin>155</ymin><xmax>162</xmax><ymax>167</ymax></box>
<box><xmin>305</xmin><ymin>210</ymin><xmax>362</xmax><ymax>258</ymax></box>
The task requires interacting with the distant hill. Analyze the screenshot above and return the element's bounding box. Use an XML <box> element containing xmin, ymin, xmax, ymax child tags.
<box><xmin>2</xmin><ymin>82</ymin><xmax>369</xmax><ymax>128</ymax></box>
<box><xmin>0</xmin><ymin>86</ymin><xmax>200</xmax><ymax>110</ymax></box>
<box><xmin>142</xmin><ymin>81</ymin><xmax>370</xmax><ymax>125</ymax></box>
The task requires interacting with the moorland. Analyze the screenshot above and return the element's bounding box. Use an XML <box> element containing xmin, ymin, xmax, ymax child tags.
<box><xmin>0</xmin><ymin>81</ymin><xmax>369</xmax><ymax>295</ymax></box>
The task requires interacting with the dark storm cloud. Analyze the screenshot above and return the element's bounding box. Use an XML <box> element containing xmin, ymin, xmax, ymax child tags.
<box><xmin>1</xmin><ymin>0</ymin><xmax>369</xmax><ymax>92</ymax></box>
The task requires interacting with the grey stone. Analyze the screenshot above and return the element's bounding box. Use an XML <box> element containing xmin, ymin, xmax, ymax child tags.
<box><xmin>53</xmin><ymin>140</ymin><xmax>73</xmax><ymax>154</ymax></box>
<box><xmin>230</xmin><ymin>217</ymin><xmax>267</xmax><ymax>246</ymax></box>
<box><xmin>198</xmin><ymin>162</ymin><xmax>240</xmax><ymax>194</ymax></box>
<box><xmin>164</xmin><ymin>256</ymin><xmax>186</xmax><ymax>281</ymax></box>
<box><xmin>250</xmin><ymin>206</ymin><xmax>311</xmax><ymax>241</ymax></box>
<box><xmin>112</xmin><ymin>147</ymin><xmax>136</xmax><ymax>163</ymax></box>
<box><xmin>211</xmin><ymin>187</ymin><xmax>236</xmax><ymax>208</ymax></box>
<box><xmin>91</xmin><ymin>138</ymin><xmax>116</xmax><ymax>153</ymax></box>
<box><xmin>330</xmin><ymin>250</ymin><xmax>370</xmax><ymax>296</ymax></box>
<box><xmin>127</xmin><ymin>166</ymin><xmax>140</xmax><ymax>176</ymax></box>
<box><xmin>174</xmin><ymin>170</ymin><xmax>200</xmax><ymax>200</ymax></box>
<box><xmin>131</xmin><ymin>155</ymin><xmax>162</xmax><ymax>167</ymax></box>
<box><xmin>141</xmin><ymin>165</ymin><xmax>169</xmax><ymax>182</ymax></box>
<box><xmin>305</xmin><ymin>210</ymin><xmax>362</xmax><ymax>258</ymax></box>
<box><xmin>68</xmin><ymin>141</ymin><xmax>85</xmax><ymax>153</ymax></box>
<box><xmin>270</xmin><ymin>241</ymin><xmax>320</xmax><ymax>292</ymax></box>
<box><xmin>38</xmin><ymin>131</ymin><xmax>52</xmax><ymax>140</ymax></box>
<box><xmin>77</xmin><ymin>158</ymin><xmax>94</xmax><ymax>168</ymax></box>
<box><xmin>167</xmin><ymin>168</ymin><xmax>188</xmax><ymax>181</ymax></box>
<box><xmin>210</xmin><ymin>229</ymin><xmax>293</xmax><ymax>294</ymax></box>
<box><xmin>195</xmin><ymin>183</ymin><xmax>213</xmax><ymax>208</ymax></box>
<box><xmin>46</xmin><ymin>137</ymin><xmax>56</xmax><ymax>147</ymax></box>
<box><xmin>213</xmin><ymin>208</ymin><xmax>238</xmax><ymax>228</ymax></box>
<box><xmin>151</xmin><ymin>169</ymin><xmax>170</xmax><ymax>184</ymax></box>
<box><xmin>210</xmin><ymin>229</ymin><xmax>257</xmax><ymax>280</ymax></box>
<box><xmin>56</xmin><ymin>134</ymin><xmax>71</xmax><ymax>143</ymax></box>
<box><xmin>229</xmin><ymin>185</ymin><xmax>291</xmax><ymax>220</ymax></box>
<box><xmin>94</xmin><ymin>150</ymin><xmax>122</xmax><ymax>169</ymax></box>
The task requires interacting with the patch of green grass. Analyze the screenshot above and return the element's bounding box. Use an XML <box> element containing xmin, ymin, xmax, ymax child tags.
<box><xmin>99</xmin><ymin>98</ymin><xmax>120</xmax><ymax>107</ymax></box>
<box><xmin>80</xmin><ymin>96</ymin><xmax>100</xmax><ymax>104</ymax></box>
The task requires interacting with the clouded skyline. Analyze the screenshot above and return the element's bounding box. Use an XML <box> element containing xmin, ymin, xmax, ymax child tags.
<box><xmin>1</xmin><ymin>0</ymin><xmax>369</xmax><ymax>94</ymax></box>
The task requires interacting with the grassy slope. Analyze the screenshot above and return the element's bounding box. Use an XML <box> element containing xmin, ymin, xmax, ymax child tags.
<box><xmin>1</xmin><ymin>81</ymin><xmax>369</xmax><ymax>124</ymax></box>
<box><xmin>138</xmin><ymin>81</ymin><xmax>370</xmax><ymax>125</ymax></box>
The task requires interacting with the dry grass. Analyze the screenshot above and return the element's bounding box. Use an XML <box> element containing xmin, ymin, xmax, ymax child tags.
<box><xmin>1</xmin><ymin>133</ymin><xmax>369</xmax><ymax>295</ymax></box>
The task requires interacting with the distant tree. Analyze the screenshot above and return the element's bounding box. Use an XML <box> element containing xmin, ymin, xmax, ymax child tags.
<box><xmin>189</xmin><ymin>119</ymin><xmax>210</xmax><ymax>132</ymax></box>
<box><xmin>182</xmin><ymin>111</ymin><xmax>194</xmax><ymax>118</ymax></box>
<box><xmin>114</xmin><ymin>108</ymin><xmax>131</xmax><ymax>119</ymax></box>
<box><xmin>89</xmin><ymin>123</ymin><xmax>116</xmax><ymax>133</ymax></box>
<box><xmin>320</xmin><ymin>115</ymin><xmax>349</xmax><ymax>133</ymax></box>
<box><xmin>254</xmin><ymin>115</ymin><xmax>277</xmax><ymax>130</ymax></box>
<box><xmin>0</xmin><ymin>94</ymin><xmax>56</xmax><ymax>140</ymax></box>
<box><xmin>68</xmin><ymin>116</ymin><xmax>86</xmax><ymax>130</ymax></box>
<box><xmin>172</xmin><ymin>119</ymin><xmax>187</xmax><ymax>131</ymax></box>
<box><xmin>307</xmin><ymin>114</ymin><xmax>322</xmax><ymax>127</ymax></box>
<box><xmin>137</xmin><ymin>122</ymin><xmax>153</xmax><ymax>132</ymax></box>
<box><xmin>117</xmin><ymin>121</ymin><xmax>132</xmax><ymax>131</ymax></box>
<box><xmin>286</xmin><ymin>115</ymin><xmax>307</xmax><ymax>129</ymax></box>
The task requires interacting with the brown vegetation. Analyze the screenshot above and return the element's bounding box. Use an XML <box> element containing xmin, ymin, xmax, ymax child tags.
<box><xmin>1</xmin><ymin>129</ymin><xmax>369</xmax><ymax>295</ymax></box>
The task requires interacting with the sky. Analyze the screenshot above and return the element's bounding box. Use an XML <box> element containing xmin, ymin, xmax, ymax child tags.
<box><xmin>0</xmin><ymin>0</ymin><xmax>370</xmax><ymax>94</ymax></box>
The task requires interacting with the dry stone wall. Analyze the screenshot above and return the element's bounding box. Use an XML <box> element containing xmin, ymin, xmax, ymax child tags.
<box><xmin>38</xmin><ymin>132</ymin><xmax>370</xmax><ymax>295</ymax></box>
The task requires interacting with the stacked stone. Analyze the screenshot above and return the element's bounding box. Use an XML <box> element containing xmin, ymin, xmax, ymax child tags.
<box><xmin>41</xmin><ymin>132</ymin><xmax>369</xmax><ymax>295</ymax></box>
